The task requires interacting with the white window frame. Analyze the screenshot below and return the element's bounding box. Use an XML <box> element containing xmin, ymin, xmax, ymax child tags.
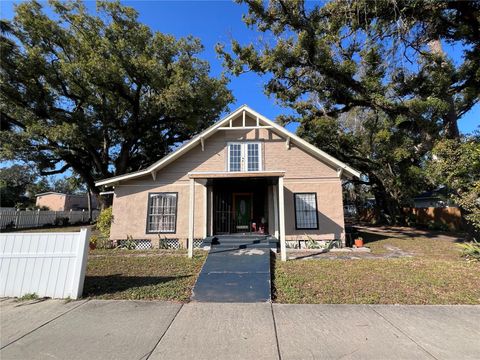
<box><xmin>146</xmin><ymin>192</ymin><xmax>178</xmax><ymax>233</ymax></box>
<box><xmin>227</xmin><ymin>142</ymin><xmax>262</xmax><ymax>172</ymax></box>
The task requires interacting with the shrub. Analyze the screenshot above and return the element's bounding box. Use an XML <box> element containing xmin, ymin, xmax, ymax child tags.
<box><xmin>426</xmin><ymin>221</ymin><xmax>450</xmax><ymax>232</ymax></box>
<box><xmin>405</xmin><ymin>213</ymin><xmax>417</xmax><ymax>227</ymax></box>
<box><xmin>54</xmin><ymin>217</ymin><xmax>70</xmax><ymax>226</ymax></box>
<box><xmin>458</xmin><ymin>240</ymin><xmax>480</xmax><ymax>261</ymax></box>
<box><xmin>158</xmin><ymin>234</ymin><xmax>170</xmax><ymax>249</ymax></box>
<box><xmin>305</xmin><ymin>236</ymin><xmax>321</xmax><ymax>249</ymax></box>
<box><xmin>90</xmin><ymin>234</ymin><xmax>112</xmax><ymax>249</ymax></box>
<box><xmin>96</xmin><ymin>207</ymin><xmax>113</xmax><ymax>238</ymax></box>
<box><xmin>19</xmin><ymin>293</ymin><xmax>38</xmax><ymax>301</ymax></box>
<box><xmin>117</xmin><ymin>235</ymin><xmax>137</xmax><ymax>250</ymax></box>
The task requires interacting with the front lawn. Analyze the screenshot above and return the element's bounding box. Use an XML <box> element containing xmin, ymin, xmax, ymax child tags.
<box><xmin>274</xmin><ymin>230</ymin><xmax>480</xmax><ymax>304</ymax></box>
<box><xmin>83</xmin><ymin>250</ymin><xmax>206</xmax><ymax>301</ymax></box>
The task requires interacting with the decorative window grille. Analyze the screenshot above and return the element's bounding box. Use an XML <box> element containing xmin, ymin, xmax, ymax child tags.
<box><xmin>227</xmin><ymin>142</ymin><xmax>262</xmax><ymax>172</ymax></box>
<box><xmin>147</xmin><ymin>193</ymin><xmax>177</xmax><ymax>233</ymax></box>
<box><xmin>294</xmin><ymin>193</ymin><xmax>318</xmax><ymax>230</ymax></box>
<box><xmin>247</xmin><ymin>143</ymin><xmax>260</xmax><ymax>171</ymax></box>
<box><xmin>228</xmin><ymin>143</ymin><xmax>242</xmax><ymax>171</ymax></box>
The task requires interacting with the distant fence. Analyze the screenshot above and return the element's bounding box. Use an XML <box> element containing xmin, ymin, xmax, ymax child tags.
<box><xmin>403</xmin><ymin>207</ymin><xmax>464</xmax><ymax>231</ymax></box>
<box><xmin>358</xmin><ymin>207</ymin><xmax>464</xmax><ymax>231</ymax></box>
<box><xmin>0</xmin><ymin>228</ymin><xmax>90</xmax><ymax>299</ymax></box>
<box><xmin>0</xmin><ymin>209</ymin><xmax>99</xmax><ymax>230</ymax></box>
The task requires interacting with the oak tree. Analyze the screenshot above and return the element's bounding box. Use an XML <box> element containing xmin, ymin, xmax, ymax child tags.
<box><xmin>1</xmin><ymin>0</ymin><xmax>233</xmax><ymax>204</ymax></box>
<box><xmin>218</xmin><ymin>0</ymin><xmax>479</xmax><ymax>222</ymax></box>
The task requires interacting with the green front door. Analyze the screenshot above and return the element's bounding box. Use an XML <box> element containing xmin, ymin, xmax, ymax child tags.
<box><xmin>234</xmin><ymin>194</ymin><xmax>252</xmax><ymax>232</ymax></box>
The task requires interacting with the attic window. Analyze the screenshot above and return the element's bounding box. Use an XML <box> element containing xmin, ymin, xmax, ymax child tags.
<box><xmin>227</xmin><ymin>142</ymin><xmax>262</xmax><ymax>172</ymax></box>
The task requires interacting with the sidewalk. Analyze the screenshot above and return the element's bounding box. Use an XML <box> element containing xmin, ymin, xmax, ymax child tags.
<box><xmin>1</xmin><ymin>299</ymin><xmax>479</xmax><ymax>359</ymax></box>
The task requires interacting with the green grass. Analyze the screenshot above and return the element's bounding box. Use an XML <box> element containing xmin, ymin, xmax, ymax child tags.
<box><xmin>274</xmin><ymin>232</ymin><xmax>480</xmax><ymax>304</ymax></box>
<box><xmin>17</xmin><ymin>293</ymin><xmax>39</xmax><ymax>301</ymax></box>
<box><xmin>84</xmin><ymin>250</ymin><xmax>206</xmax><ymax>301</ymax></box>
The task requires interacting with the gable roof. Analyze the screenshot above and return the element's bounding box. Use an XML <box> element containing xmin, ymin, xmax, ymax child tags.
<box><xmin>35</xmin><ymin>192</ymin><xmax>87</xmax><ymax>197</ymax></box>
<box><xmin>95</xmin><ymin>105</ymin><xmax>360</xmax><ymax>186</ymax></box>
<box><xmin>35</xmin><ymin>192</ymin><xmax>66</xmax><ymax>197</ymax></box>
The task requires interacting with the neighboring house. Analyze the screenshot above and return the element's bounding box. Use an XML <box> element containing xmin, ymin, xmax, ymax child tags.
<box><xmin>413</xmin><ymin>187</ymin><xmax>454</xmax><ymax>208</ymax></box>
<box><xmin>95</xmin><ymin>105</ymin><xmax>360</xmax><ymax>261</ymax></box>
<box><xmin>35</xmin><ymin>192</ymin><xmax>98</xmax><ymax>211</ymax></box>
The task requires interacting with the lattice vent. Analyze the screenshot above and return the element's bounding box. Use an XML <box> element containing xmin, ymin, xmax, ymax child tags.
<box><xmin>117</xmin><ymin>239</ymin><xmax>152</xmax><ymax>250</ymax></box>
<box><xmin>193</xmin><ymin>239</ymin><xmax>204</xmax><ymax>248</ymax></box>
<box><xmin>159</xmin><ymin>238</ymin><xmax>180</xmax><ymax>249</ymax></box>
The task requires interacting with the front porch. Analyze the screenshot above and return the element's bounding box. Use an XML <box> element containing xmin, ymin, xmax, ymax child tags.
<box><xmin>187</xmin><ymin>171</ymin><xmax>288</xmax><ymax>260</ymax></box>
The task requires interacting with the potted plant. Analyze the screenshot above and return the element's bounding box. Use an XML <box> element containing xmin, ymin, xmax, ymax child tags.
<box><xmin>354</xmin><ymin>237</ymin><xmax>364</xmax><ymax>248</ymax></box>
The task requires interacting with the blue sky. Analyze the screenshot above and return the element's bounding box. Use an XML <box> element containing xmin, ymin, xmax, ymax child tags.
<box><xmin>1</xmin><ymin>0</ymin><xmax>478</xmax><ymax>137</ymax></box>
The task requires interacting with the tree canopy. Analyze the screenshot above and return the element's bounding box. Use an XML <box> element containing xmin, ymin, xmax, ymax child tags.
<box><xmin>0</xmin><ymin>165</ymin><xmax>50</xmax><ymax>208</ymax></box>
<box><xmin>0</xmin><ymin>164</ymin><xmax>86</xmax><ymax>208</ymax></box>
<box><xmin>1</xmin><ymin>0</ymin><xmax>233</xmax><ymax>201</ymax></box>
<box><xmin>218</xmin><ymin>0</ymin><xmax>479</xmax><ymax>222</ymax></box>
<box><xmin>427</xmin><ymin>135</ymin><xmax>480</xmax><ymax>238</ymax></box>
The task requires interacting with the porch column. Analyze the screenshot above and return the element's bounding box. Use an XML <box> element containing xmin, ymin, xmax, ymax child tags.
<box><xmin>208</xmin><ymin>185</ymin><xmax>214</xmax><ymax>236</ymax></box>
<box><xmin>278</xmin><ymin>177</ymin><xmax>287</xmax><ymax>261</ymax></box>
<box><xmin>272</xmin><ymin>185</ymin><xmax>279</xmax><ymax>238</ymax></box>
<box><xmin>203</xmin><ymin>182</ymin><xmax>208</xmax><ymax>238</ymax></box>
<box><xmin>188</xmin><ymin>178</ymin><xmax>195</xmax><ymax>258</ymax></box>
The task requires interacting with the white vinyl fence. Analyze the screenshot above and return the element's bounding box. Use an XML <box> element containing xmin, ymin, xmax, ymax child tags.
<box><xmin>0</xmin><ymin>209</ymin><xmax>99</xmax><ymax>230</ymax></box>
<box><xmin>0</xmin><ymin>228</ymin><xmax>90</xmax><ymax>299</ymax></box>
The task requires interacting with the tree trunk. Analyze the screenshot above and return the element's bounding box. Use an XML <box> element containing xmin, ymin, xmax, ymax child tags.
<box><xmin>428</xmin><ymin>38</ymin><xmax>460</xmax><ymax>139</ymax></box>
<box><xmin>371</xmin><ymin>176</ymin><xmax>405</xmax><ymax>225</ymax></box>
<box><xmin>444</xmin><ymin>98</ymin><xmax>460</xmax><ymax>139</ymax></box>
<box><xmin>87</xmin><ymin>190</ymin><xmax>92</xmax><ymax>223</ymax></box>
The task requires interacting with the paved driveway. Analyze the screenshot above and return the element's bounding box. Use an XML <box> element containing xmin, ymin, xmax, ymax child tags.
<box><xmin>1</xmin><ymin>299</ymin><xmax>479</xmax><ymax>359</ymax></box>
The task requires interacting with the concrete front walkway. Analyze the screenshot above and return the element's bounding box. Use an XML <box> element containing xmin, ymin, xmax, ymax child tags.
<box><xmin>1</xmin><ymin>299</ymin><xmax>479</xmax><ymax>360</ymax></box>
<box><xmin>192</xmin><ymin>235</ymin><xmax>274</xmax><ymax>302</ymax></box>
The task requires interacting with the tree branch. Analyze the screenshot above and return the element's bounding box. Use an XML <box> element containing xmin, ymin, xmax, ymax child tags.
<box><xmin>39</xmin><ymin>163</ymin><xmax>71</xmax><ymax>175</ymax></box>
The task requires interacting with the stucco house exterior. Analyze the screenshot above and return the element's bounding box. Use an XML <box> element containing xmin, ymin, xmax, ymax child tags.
<box><xmin>95</xmin><ymin>105</ymin><xmax>360</xmax><ymax>261</ymax></box>
<box><xmin>35</xmin><ymin>192</ymin><xmax>98</xmax><ymax>211</ymax></box>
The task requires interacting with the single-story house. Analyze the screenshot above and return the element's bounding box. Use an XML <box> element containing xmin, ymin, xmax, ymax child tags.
<box><xmin>95</xmin><ymin>105</ymin><xmax>360</xmax><ymax>261</ymax></box>
<box><xmin>35</xmin><ymin>192</ymin><xmax>98</xmax><ymax>211</ymax></box>
<box><xmin>413</xmin><ymin>186</ymin><xmax>454</xmax><ymax>208</ymax></box>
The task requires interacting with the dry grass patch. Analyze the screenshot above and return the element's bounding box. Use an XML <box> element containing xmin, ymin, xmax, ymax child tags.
<box><xmin>84</xmin><ymin>249</ymin><xmax>206</xmax><ymax>301</ymax></box>
<box><xmin>274</xmin><ymin>232</ymin><xmax>480</xmax><ymax>304</ymax></box>
<box><xmin>363</xmin><ymin>232</ymin><xmax>464</xmax><ymax>260</ymax></box>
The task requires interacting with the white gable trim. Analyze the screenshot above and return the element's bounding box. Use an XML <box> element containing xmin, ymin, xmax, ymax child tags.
<box><xmin>95</xmin><ymin>105</ymin><xmax>360</xmax><ymax>186</ymax></box>
<box><xmin>244</xmin><ymin>107</ymin><xmax>360</xmax><ymax>179</ymax></box>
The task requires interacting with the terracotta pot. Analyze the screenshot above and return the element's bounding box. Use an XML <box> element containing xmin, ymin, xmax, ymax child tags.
<box><xmin>354</xmin><ymin>238</ymin><xmax>364</xmax><ymax>247</ymax></box>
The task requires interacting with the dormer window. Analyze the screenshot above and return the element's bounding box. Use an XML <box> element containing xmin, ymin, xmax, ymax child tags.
<box><xmin>227</xmin><ymin>142</ymin><xmax>262</xmax><ymax>172</ymax></box>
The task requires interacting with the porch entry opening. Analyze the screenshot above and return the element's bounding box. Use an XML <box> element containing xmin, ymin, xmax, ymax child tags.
<box><xmin>212</xmin><ymin>178</ymin><xmax>273</xmax><ymax>235</ymax></box>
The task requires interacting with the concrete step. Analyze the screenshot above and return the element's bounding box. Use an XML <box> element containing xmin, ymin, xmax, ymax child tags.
<box><xmin>201</xmin><ymin>236</ymin><xmax>277</xmax><ymax>248</ymax></box>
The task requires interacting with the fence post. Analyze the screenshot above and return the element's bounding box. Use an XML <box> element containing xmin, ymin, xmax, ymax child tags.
<box><xmin>71</xmin><ymin>227</ymin><xmax>90</xmax><ymax>299</ymax></box>
<box><xmin>36</xmin><ymin>209</ymin><xmax>40</xmax><ymax>226</ymax></box>
<box><xmin>14</xmin><ymin>209</ymin><xmax>20</xmax><ymax>228</ymax></box>
<box><xmin>82</xmin><ymin>209</ymin><xmax>86</xmax><ymax>223</ymax></box>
